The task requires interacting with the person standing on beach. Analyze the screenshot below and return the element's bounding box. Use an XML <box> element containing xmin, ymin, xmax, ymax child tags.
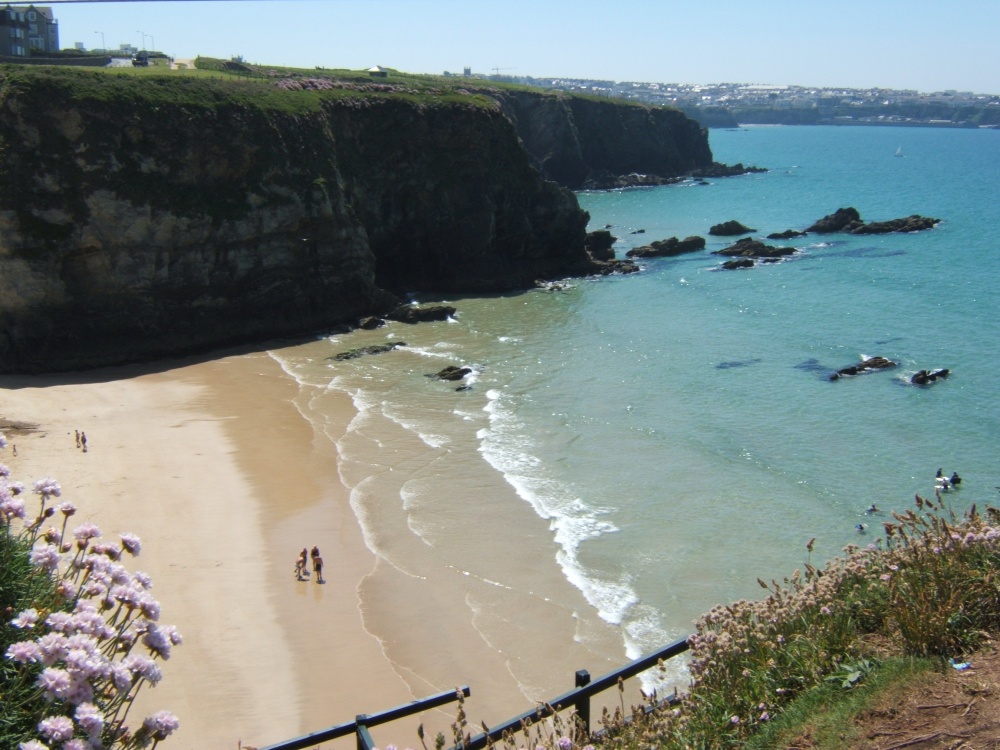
<box><xmin>313</xmin><ymin>555</ymin><xmax>324</xmax><ymax>584</ymax></box>
<box><xmin>81</xmin><ymin>432</ymin><xmax>88</xmax><ymax>452</ymax></box>
<box><xmin>75</xmin><ymin>430</ymin><xmax>80</xmax><ymax>448</ymax></box>
<box><xmin>295</xmin><ymin>548</ymin><xmax>308</xmax><ymax>580</ymax></box>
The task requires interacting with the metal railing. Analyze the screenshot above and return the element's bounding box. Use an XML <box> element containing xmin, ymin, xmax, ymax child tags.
<box><xmin>261</xmin><ymin>636</ymin><xmax>690</xmax><ymax>750</ymax></box>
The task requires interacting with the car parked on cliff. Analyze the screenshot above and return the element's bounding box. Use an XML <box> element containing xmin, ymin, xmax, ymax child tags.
<box><xmin>132</xmin><ymin>51</ymin><xmax>149</xmax><ymax>67</ymax></box>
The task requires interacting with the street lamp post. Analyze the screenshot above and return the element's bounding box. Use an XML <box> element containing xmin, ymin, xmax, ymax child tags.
<box><xmin>136</xmin><ymin>30</ymin><xmax>145</xmax><ymax>50</ymax></box>
<box><xmin>94</xmin><ymin>31</ymin><xmax>105</xmax><ymax>52</ymax></box>
<box><xmin>149</xmin><ymin>35</ymin><xmax>154</xmax><ymax>53</ymax></box>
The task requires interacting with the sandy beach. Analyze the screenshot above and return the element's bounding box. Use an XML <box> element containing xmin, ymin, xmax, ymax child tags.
<box><xmin>1</xmin><ymin>346</ymin><xmax>626</xmax><ymax>750</ymax></box>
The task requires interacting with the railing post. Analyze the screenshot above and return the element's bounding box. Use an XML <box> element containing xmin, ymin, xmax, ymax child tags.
<box><xmin>574</xmin><ymin>669</ymin><xmax>591</xmax><ymax>735</ymax></box>
<box><xmin>356</xmin><ymin>714</ymin><xmax>374</xmax><ymax>750</ymax></box>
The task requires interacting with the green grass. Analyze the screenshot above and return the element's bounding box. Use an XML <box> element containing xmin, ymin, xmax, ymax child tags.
<box><xmin>742</xmin><ymin>656</ymin><xmax>936</xmax><ymax>750</ymax></box>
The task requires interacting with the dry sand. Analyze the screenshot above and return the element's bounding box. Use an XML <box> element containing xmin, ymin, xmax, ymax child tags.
<box><xmin>2</xmin><ymin>352</ymin><xmax>411</xmax><ymax>749</ymax></box>
<box><xmin>1</xmin><ymin>349</ymin><xmax>625</xmax><ymax>750</ymax></box>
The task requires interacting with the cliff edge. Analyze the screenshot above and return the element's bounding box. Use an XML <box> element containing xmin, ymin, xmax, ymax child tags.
<box><xmin>0</xmin><ymin>68</ymin><xmax>712</xmax><ymax>373</ymax></box>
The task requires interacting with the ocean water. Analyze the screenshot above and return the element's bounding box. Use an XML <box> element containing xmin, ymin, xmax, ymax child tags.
<box><xmin>270</xmin><ymin>125</ymin><xmax>1000</xmax><ymax>692</ymax></box>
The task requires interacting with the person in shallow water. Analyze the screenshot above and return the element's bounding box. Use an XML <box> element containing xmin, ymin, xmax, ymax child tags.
<box><xmin>866</xmin><ymin>504</ymin><xmax>878</xmax><ymax>514</ymax></box>
<box><xmin>951</xmin><ymin>472</ymin><xmax>962</xmax><ymax>486</ymax></box>
<box><xmin>856</xmin><ymin>523</ymin><xmax>866</xmax><ymax>533</ymax></box>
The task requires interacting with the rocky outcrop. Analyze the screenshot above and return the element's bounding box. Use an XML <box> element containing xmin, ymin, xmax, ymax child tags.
<box><xmin>626</xmin><ymin>236</ymin><xmax>705</xmax><ymax>259</ymax></box>
<box><xmin>492</xmin><ymin>90</ymin><xmax>714</xmax><ymax>190</ymax></box>
<box><xmin>806</xmin><ymin>208</ymin><xmax>940</xmax><ymax>234</ymax></box>
<box><xmin>709</xmin><ymin>220</ymin><xmax>756</xmax><ymax>236</ymax></box>
<box><xmin>0</xmin><ymin>70</ymin><xmax>622</xmax><ymax>373</ymax></box>
<box><xmin>767</xmin><ymin>229</ymin><xmax>807</xmax><ymax>240</ymax></box>
<box><xmin>584</xmin><ymin>230</ymin><xmax>617</xmax><ymax>261</ymax></box>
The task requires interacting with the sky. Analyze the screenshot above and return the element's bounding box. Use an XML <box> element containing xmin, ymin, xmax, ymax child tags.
<box><xmin>50</xmin><ymin>0</ymin><xmax>1000</xmax><ymax>95</ymax></box>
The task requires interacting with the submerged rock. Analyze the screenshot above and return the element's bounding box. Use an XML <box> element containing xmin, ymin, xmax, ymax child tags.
<box><xmin>331</xmin><ymin>342</ymin><xmax>406</xmax><ymax>361</ymax></box>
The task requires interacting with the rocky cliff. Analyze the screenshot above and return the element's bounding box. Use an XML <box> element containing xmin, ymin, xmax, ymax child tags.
<box><xmin>494</xmin><ymin>90</ymin><xmax>713</xmax><ymax>189</ymax></box>
<box><xmin>0</xmin><ymin>68</ymin><xmax>713</xmax><ymax>373</ymax></box>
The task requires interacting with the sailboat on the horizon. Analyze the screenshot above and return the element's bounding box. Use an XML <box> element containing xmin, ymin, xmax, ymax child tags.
<box><xmin>895</xmin><ymin>146</ymin><xmax>904</xmax><ymax>157</ymax></box>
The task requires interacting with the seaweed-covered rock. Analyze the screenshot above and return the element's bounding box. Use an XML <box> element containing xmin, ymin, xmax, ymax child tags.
<box><xmin>712</xmin><ymin>238</ymin><xmax>797</xmax><ymax>259</ymax></box>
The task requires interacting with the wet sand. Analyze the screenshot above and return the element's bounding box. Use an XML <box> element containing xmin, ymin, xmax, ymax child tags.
<box><xmin>1</xmin><ymin>348</ymin><xmax>630</xmax><ymax>749</ymax></box>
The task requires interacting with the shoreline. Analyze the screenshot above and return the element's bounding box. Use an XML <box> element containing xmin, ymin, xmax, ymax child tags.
<box><xmin>1</xmin><ymin>345</ymin><xmax>630</xmax><ymax>748</ymax></box>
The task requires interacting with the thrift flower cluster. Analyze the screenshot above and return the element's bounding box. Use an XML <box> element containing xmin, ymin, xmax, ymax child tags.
<box><xmin>1</xmin><ymin>438</ymin><xmax>181</xmax><ymax>750</ymax></box>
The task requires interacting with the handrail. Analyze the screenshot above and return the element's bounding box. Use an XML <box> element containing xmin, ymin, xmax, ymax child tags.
<box><xmin>447</xmin><ymin>636</ymin><xmax>690</xmax><ymax>750</ymax></box>
<box><xmin>259</xmin><ymin>686</ymin><xmax>471</xmax><ymax>750</ymax></box>
<box><xmin>260</xmin><ymin>635</ymin><xmax>691</xmax><ymax>750</ymax></box>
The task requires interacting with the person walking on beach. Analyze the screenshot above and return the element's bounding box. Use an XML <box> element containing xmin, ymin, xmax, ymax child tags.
<box><xmin>81</xmin><ymin>432</ymin><xmax>88</xmax><ymax>453</ymax></box>
<box><xmin>313</xmin><ymin>555</ymin><xmax>324</xmax><ymax>584</ymax></box>
<box><xmin>295</xmin><ymin>548</ymin><xmax>308</xmax><ymax>580</ymax></box>
<box><xmin>75</xmin><ymin>430</ymin><xmax>80</xmax><ymax>448</ymax></box>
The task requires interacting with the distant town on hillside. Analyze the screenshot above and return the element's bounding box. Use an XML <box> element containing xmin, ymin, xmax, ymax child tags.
<box><xmin>452</xmin><ymin>72</ymin><xmax>1000</xmax><ymax>129</ymax></box>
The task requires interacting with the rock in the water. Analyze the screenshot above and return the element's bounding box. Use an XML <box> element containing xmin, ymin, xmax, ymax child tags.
<box><xmin>713</xmin><ymin>237</ymin><xmax>797</xmax><ymax>259</ymax></box>
<box><xmin>709</xmin><ymin>220</ymin><xmax>757</xmax><ymax>236</ymax></box>
<box><xmin>626</xmin><ymin>236</ymin><xmax>706</xmax><ymax>259</ymax></box>
<box><xmin>386</xmin><ymin>305</ymin><xmax>457</xmax><ymax>324</ymax></box>
<box><xmin>910</xmin><ymin>368</ymin><xmax>950</xmax><ymax>385</ymax></box>
<box><xmin>357</xmin><ymin>316</ymin><xmax>385</xmax><ymax>330</ymax></box>
<box><xmin>807</xmin><ymin>207</ymin><xmax>940</xmax><ymax>235</ymax></box>
<box><xmin>829</xmin><ymin>355</ymin><xmax>897</xmax><ymax>380</ymax></box>
<box><xmin>767</xmin><ymin>229</ymin><xmax>807</xmax><ymax>240</ymax></box>
<box><xmin>807</xmin><ymin>207</ymin><xmax>863</xmax><ymax>233</ymax></box>
<box><xmin>851</xmin><ymin>215</ymin><xmax>941</xmax><ymax>234</ymax></box>
<box><xmin>721</xmin><ymin>258</ymin><xmax>755</xmax><ymax>270</ymax></box>
<box><xmin>435</xmin><ymin>365</ymin><xmax>473</xmax><ymax>381</ymax></box>
<box><xmin>331</xmin><ymin>342</ymin><xmax>406</xmax><ymax>361</ymax></box>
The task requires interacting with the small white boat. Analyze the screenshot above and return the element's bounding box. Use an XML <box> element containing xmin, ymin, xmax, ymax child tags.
<box><xmin>894</xmin><ymin>146</ymin><xmax>904</xmax><ymax>157</ymax></box>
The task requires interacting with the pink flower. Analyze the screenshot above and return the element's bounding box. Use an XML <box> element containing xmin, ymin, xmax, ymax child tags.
<box><xmin>58</xmin><ymin>502</ymin><xmax>77</xmax><ymax>517</ymax></box>
<box><xmin>143</xmin><ymin>710</ymin><xmax>180</xmax><ymax>739</ymax></box>
<box><xmin>12</xmin><ymin>608</ymin><xmax>39</xmax><ymax>629</ymax></box>
<box><xmin>73</xmin><ymin>523</ymin><xmax>101</xmax><ymax>542</ymax></box>
<box><xmin>30</xmin><ymin>544</ymin><xmax>61</xmax><ymax>571</ymax></box>
<box><xmin>0</xmin><ymin>495</ymin><xmax>25</xmax><ymax>520</ymax></box>
<box><xmin>33</xmin><ymin>478</ymin><xmax>62</xmax><ymax>498</ymax></box>
<box><xmin>38</xmin><ymin>715</ymin><xmax>75</xmax><ymax>742</ymax></box>
<box><xmin>18</xmin><ymin>741</ymin><xmax>49</xmax><ymax>750</ymax></box>
<box><xmin>36</xmin><ymin>633</ymin><xmax>68</xmax><ymax>666</ymax></box>
<box><xmin>36</xmin><ymin>667</ymin><xmax>72</xmax><ymax>700</ymax></box>
<box><xmin>75</xmin><ymin>702</ymin><xmax>104</xmax><ymax>737</ymax></box>
<box><xmin>6</xmin><ymin>640</ymin><xmax>41</xmax><ymax>664</ymax></box>
<box><xmin>120</xmin><ymin>533</ymin><xmax>141</xmax><ymax>556</ymax></box>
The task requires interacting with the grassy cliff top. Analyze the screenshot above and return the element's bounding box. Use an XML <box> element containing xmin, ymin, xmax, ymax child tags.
<box><xmin>0</xmin><ymin>58</ymin><xmax>662</xmax><ymax>116</ymax></box>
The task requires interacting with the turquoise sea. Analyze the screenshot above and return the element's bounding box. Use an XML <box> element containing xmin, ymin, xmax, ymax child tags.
<box><xmin>270</xmin><ymin>125</ymin><xmax>1000</xmax><ymax>692</ymax></box>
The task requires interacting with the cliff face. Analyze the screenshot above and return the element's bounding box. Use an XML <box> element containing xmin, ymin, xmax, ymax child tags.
<box><xmin>0</xmin><ymin>72</ymin><xmax>595</xmax><ymax>372</ymax></box>
<box><xmin>494</xmin><ymin>90</ymin><xmax>713</xmax><ymax>189</ymax></box>
<box><xmin>0</xmin><ymin>70</ymin><xmax>714</xmax><ymax>373</ymax></box>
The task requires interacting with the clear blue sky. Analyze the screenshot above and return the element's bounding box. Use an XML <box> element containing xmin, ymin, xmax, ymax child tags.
<box><xmin>52</xmin><ymin>0</ymin><xmax>1000</xmax><ymax>94</ymax></box>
